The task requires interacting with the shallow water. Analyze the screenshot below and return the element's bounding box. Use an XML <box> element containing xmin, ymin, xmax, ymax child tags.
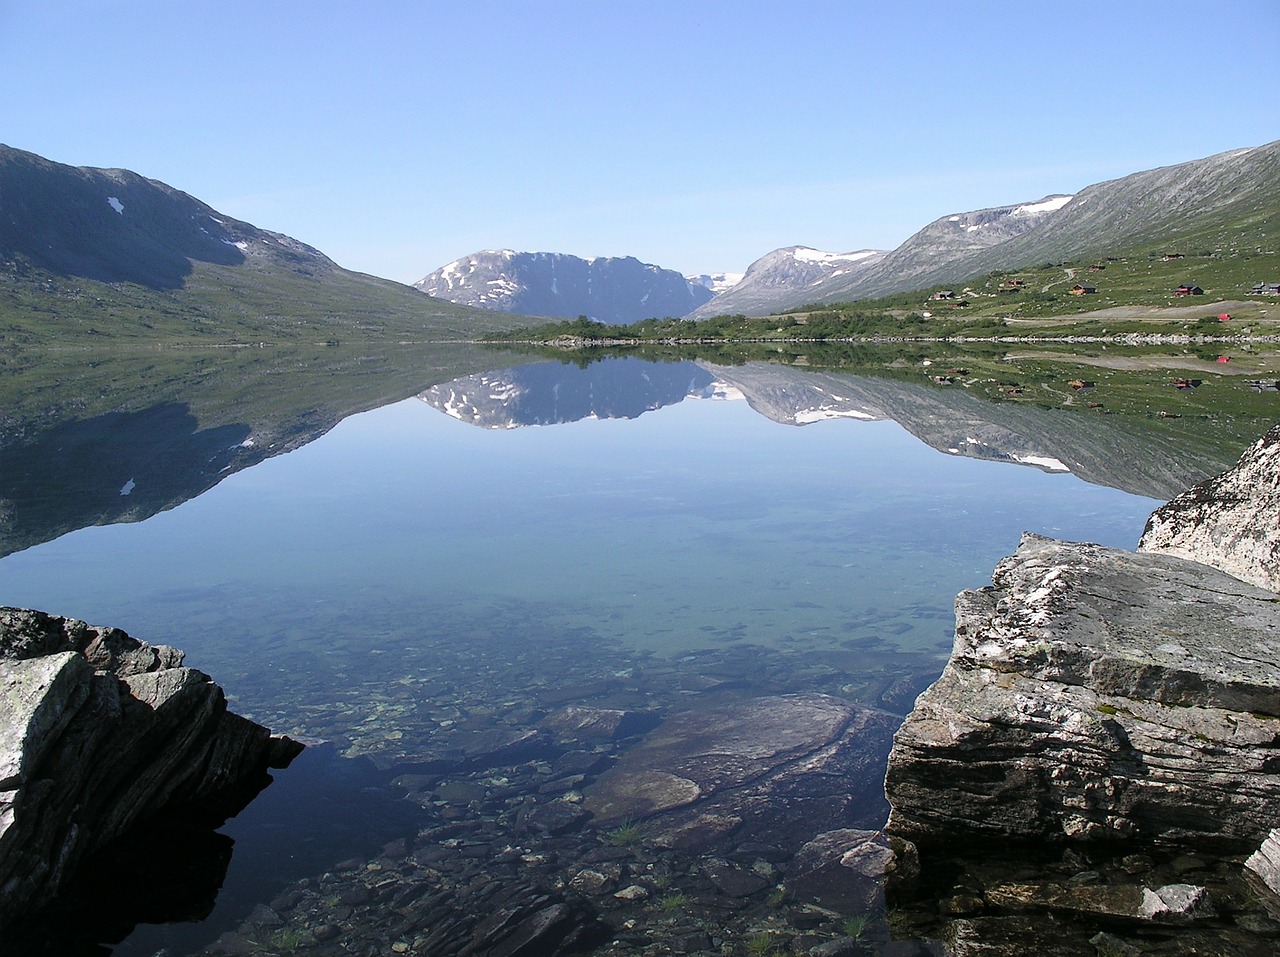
<box><xmin>0</xmin><ymin>356</ymin><xmax>1162</xmax><ymax>954</ymax></box>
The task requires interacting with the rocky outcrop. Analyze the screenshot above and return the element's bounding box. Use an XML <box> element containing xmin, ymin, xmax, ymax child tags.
<box><xmin>0</xmin><ymin>607</ymin><xmax>301</xmax><ymax>929</ymax></box>
<box><xmin>1139</xmin><ymin>422</ymin><xmax>1280</xmax><ymax>592</ymax></box>
<box><xmin>1247</xmin><ymin>830</ymin><xmax>1280</xmax><ymax>895</ymax></box>
<box><xmin>884</xmin><ymin>532</ymin><xmax>1280</xmax><ymax>849</ymax></box>
<box><xmin>882</xmin><ymin>421</ymin><xmax>1280</xmax><ymax>952</ymax></box>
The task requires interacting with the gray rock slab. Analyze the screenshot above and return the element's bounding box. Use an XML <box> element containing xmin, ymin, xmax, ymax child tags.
<box><xmin>885</xmin><ymin>533</ymin><xmax>1280</xmax><ymax>847</ymax></box>
<box><xmin>1247</xmin><ymin>828</ymin><xmax>1280</xmax><ymax>895</ymax></box>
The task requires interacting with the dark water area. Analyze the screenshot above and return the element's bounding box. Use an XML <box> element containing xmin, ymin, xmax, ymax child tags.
<box><xmin>0</xmin><ymin>353</ymin><xmax>1189</xmax><ymax>955</ymax></box>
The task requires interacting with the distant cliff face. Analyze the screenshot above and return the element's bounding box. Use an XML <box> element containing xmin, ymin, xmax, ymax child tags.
<box><xmin>413</xmin><ymin>250</ymin><xmax>715</xmax><ymax>323</ymax></box>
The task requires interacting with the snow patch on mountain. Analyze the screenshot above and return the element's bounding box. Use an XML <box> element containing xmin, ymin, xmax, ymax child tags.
<box><xmin>687</xmin><ymin>272</ymin><xmax>745</xmax><ymax>295</ymax></box>
<box><xmin>1014</xmin><ymin>195</ymin><xmax>1073</xmax><ymax>216</ymax></box>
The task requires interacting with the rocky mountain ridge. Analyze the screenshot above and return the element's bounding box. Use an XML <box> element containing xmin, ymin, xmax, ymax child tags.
<box><xmin>0</xmin><ymin>143</ymin><xmax>332</xmax><ymax>290</ymax></box>
<box><xmin>413</xmin><ymin>250</ymin><xmax>714</xmax><ymax>324</ymax></box>
<box><xmin>732</xmin><ymin>141</ymin><xmax>1280</xmax><ymax>315</ymax></box>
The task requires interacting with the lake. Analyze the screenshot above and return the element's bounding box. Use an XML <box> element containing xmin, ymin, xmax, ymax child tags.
<box><xmin>0</xmin><ymin>351</ymin><xmax>1195</xmax><ymax>954</ymax></box>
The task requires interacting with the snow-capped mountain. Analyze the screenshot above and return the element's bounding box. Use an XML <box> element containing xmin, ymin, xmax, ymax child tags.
<box><xmin>414</xmin><ymin>250</ymin><xmax>715</xmax><ymax>324</ymax></box>
<box><xmin>684</xmin><ymin>246</ymin><xmax>886</xmax><ymax>320</ymax></box>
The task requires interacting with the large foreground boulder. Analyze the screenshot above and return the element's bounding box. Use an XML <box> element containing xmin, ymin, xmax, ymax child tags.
<box><xmin>0</xmin><ymin>607</ymin><xmax>301</xmax><ymax>928</ymax></box>
<box><xmin>884</xmin><ymin>533</ymin><xmax>1280</xmax><ymax>848</ymax></box>
<box><xmin>885</xmin><ymin>420</ymin><xmax>1280</xmax><ymax>851</ymax></box>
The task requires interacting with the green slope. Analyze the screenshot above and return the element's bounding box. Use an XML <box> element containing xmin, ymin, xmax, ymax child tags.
<box><xmin>0</xmin><ymin>143</ymin><xmax>535</xmax><ymax>344</ymax></box>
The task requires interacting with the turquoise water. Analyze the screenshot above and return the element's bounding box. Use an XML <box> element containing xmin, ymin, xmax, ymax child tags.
<box><xmin>0</xmin><ymin>359</ymin><xmax>1162</xmax><ymax>953</ymax></box>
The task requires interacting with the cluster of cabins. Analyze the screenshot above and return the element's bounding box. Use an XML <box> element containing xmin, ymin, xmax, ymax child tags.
<box><xmin>921</xmin><ymin>273</ymin><xmax>1278</xmax><ymax>310</ymax></box>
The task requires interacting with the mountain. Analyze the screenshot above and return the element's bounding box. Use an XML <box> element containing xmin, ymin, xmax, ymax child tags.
<box><xmin>414</xmin><ymin>250</ymin><xmax>715</xmax><ymax>323</ymax></box>
<box><xmin>0</xmin><ymin>144</ymin><xmax>523</xmax><ymax>342</ymax></box>
<box><xmin>812</xmin><ymin>196</ymin><xmax>1072</xmax><ymax>305</ymax></box>
<box><xmin>684</xmin><ymin>246</ymin><xmax>885</xmax><ymax>320</ymax></box>
<box><xmin>0</xmin><ymin>143</ymin><xmax>331</xmax><ymax>289</ymax></box>
<box><xmin>691</xmin><ymin>141</ymin><xmax>1280</xmax><ymax>317</ymax></box>
<box><xmin>822</xmin><ymin>141</ymin><xmax>1280</xmax><ymax>306</ymax></box>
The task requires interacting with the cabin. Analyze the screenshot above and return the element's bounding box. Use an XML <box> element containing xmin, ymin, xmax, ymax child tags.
<box><xmin>1174</xmin><ymin>284</ymin><xmax>1204</xmax><ymax>297</ymax></box>
<box><xmin>1250</xmin><ymin>282</ymin><xmax>1280</xmax><ymax>296</ymax></box>
<box><xmin>1069</xmin><ymin>284</ymin><xmax>1097</xmax><ymax>295</ymax></box>
<box><xmin>1162</xmin><ymin>253</ymin><xmax>1186</xmax><ymax>261</ymax></box>
<box><xmin>998</xmin><ymin>279</ymin><xmax>1026</xmax><ymax>294</ymax></box>
<box><xmin>1088</xmin><ymin>263</ymin><xmax>1106</xmax><ymax>271</ymax></box>
<box><xmin>930</xmin><ymin>290</ymin><xmax>956</xmax><ymax>301</ymax></box>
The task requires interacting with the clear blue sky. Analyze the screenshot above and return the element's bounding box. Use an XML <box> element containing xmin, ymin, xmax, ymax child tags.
<box><xmin>1</xmin><ymin>0</ymin><xmax>1277</xmax><ymax>284</ymax></box>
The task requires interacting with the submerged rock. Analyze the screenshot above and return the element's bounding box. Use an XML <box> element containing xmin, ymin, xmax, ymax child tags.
<box><xmin>584</xmin><ymin>694</ymin><xmax>897</xmax><ymax>852</ymax></box>
<box><xmin>0</xmin><ymin>607</ymin><xmax>301</xmax><ymax>930</ymax></box>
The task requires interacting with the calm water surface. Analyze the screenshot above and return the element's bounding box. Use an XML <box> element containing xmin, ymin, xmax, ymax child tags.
<box><xmin>0</xmin><ymin>358</ymin><xmax>1161</xmax><ymax>954</ymax></box>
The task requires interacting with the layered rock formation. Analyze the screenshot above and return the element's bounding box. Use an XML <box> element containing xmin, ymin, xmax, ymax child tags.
<box><xmin>0</xmin><ymin>607</ymin><xmax>301</xmax><ymax>929</ymax></box>
<box><xmin>882</xmin><ymin>421</ymin><xmax>1280</xmax><ymax>951</ymax></box>
<box><xmin>884</xmin><ymin>532</ymin><xmax>1280</xmax><ymax>848</ymax></box>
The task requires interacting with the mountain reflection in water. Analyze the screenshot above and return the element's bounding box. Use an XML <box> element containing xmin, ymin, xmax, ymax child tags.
<box><xmin>0</xmin><ymin>348</ymin><xmax>1254</xmax><ymax>955</ymax></box>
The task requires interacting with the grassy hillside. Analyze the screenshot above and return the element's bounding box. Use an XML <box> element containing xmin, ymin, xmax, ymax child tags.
<box><xmin>825</xmin><ymin>140</ymin><xmax>1280</xmax><ymax>304</ymax></box>
<box><xmin>0</xmin><ymin>144</ymin><xmax>537</xmax><ymax>345</ymax></box>
<box><xmin>0</xmin><ymin>256</ymin><xmax>535</xmax><ymax>346</ymax></box>
<box><xmin>852</xmin><ymin>196</ymin><xmax>1280</xmax><ymax>329</ymax></box>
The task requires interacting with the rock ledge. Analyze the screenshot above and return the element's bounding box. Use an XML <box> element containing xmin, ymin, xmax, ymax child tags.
<box><xmin>0</xmin><ymin>606</ymin><xmax>302</xmax><ymax>928</ymax></box>
<box><xmin>886</xmin><ymin>422</ymin><xmax>1280</xmax><ymax>851</ymax></box>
